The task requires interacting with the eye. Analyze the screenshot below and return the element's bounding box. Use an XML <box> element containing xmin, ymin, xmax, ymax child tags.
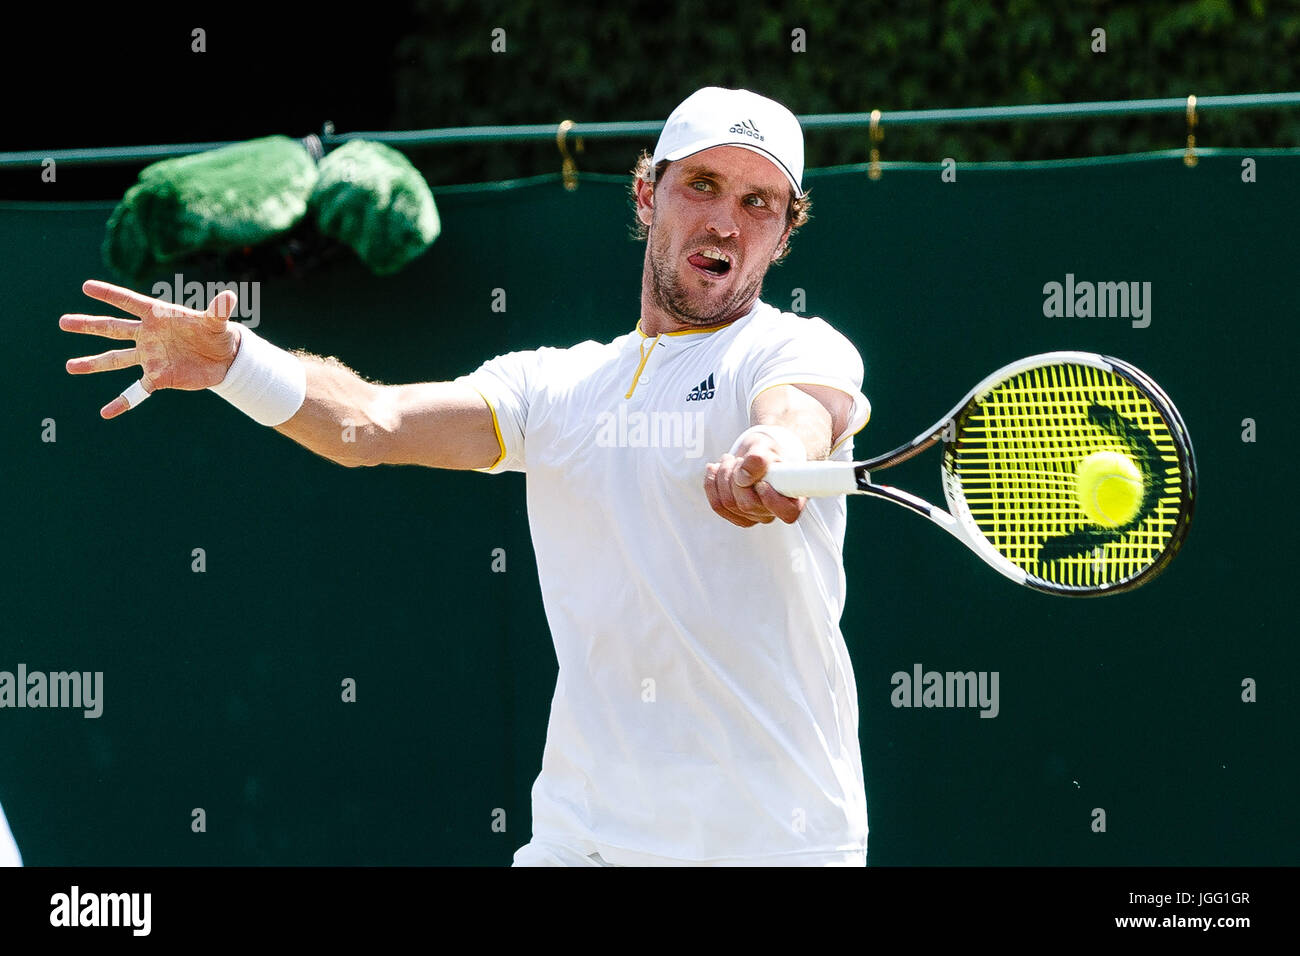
<box><xmin>745</xmin><ymin>194</ymin><xmax>767</xmax><ymax>208</ymax></box>
<box><xmin>690</xmin><ymin>180</ymin><xmax>713</xmax><ymax>192</ymax></box>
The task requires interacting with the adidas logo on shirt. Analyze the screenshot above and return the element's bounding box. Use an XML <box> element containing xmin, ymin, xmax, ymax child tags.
<box><xmin>686</xmin><ymin>373</ymin><xmax>716</xmax><ymax>402</ymax></box>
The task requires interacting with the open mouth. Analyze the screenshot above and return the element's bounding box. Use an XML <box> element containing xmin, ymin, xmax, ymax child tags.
<box><xmin>687</xmin><ymin>248</ymin><xmax>732</xmax><ymax>279</ymax></box>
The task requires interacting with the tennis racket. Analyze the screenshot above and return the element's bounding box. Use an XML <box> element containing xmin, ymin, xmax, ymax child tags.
<box><xmin>766</xmin><ymin>352</ymin><xmax>1196</xmax><ymax>596</ymax></box>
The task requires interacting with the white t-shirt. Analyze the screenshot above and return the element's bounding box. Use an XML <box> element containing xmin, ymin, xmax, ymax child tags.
<box><xmin>460</xmin><ymin>299</ymin><xmax>872</xmax><ymax>865</ymax></box>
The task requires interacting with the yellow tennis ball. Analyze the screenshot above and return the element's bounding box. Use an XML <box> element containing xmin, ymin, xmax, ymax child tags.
<box><xmin>1075</xmin><ymin>451</ymin><xmax>1144</xmax><ymax>527</ymax></box>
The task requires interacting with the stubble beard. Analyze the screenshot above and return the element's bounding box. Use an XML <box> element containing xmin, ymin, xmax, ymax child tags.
<box><xmin>645</xmin><ymin>221</ymin><xmax>768</xmax><ymax>327</ymax></box>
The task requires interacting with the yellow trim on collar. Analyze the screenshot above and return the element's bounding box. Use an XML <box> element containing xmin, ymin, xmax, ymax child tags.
<box><xmin>625</xmin><ymin>333</ymin><xmax>662</xmax><ymax>399</ymax></box>
<box><xmin>635</xmin><ymin>318</ymin><xmax>740</xmax><ymax>338</ymax></box>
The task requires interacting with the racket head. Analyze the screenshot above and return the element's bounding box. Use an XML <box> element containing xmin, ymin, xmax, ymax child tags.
<box><xmin>939</xmin><ymin>352</ymin><xmax>1196</xmax><ymax>596</ymax></box>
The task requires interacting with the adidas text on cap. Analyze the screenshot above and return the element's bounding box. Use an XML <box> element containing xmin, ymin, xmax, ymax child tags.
<box><xmin>652</xmin><ymin>87</ymin><xmax>805</xmax><ymax>199</ymax></box>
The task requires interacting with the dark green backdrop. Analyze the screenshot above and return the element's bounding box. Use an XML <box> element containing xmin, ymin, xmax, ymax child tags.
<box><xmin>2</xmin><ymin>150</ymin><xmax>1295</xmax><ymax>865</ymax></box>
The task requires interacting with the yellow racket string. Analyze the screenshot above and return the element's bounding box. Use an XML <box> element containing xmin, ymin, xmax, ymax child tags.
<box><xmin>952</xmin><ymin>363</ymin><xmax>1185</xmax><ymax>588</ymax></box>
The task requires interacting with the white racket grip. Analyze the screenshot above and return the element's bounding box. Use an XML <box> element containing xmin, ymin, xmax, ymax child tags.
<box><xmin>765</xmin><ymin>461</ymin><xmax>860</xmax><ymax>498</ymax></box>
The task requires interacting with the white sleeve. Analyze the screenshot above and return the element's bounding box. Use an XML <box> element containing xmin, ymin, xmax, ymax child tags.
<box><xmin>455</xmin><ymin>349</ymin><xmax>542</xmax><ymax>474</ymax></box>
<box><xmin>744</xmin><ymin>316</ymin><xmax>872</xmax><ymax>452</ymax></box>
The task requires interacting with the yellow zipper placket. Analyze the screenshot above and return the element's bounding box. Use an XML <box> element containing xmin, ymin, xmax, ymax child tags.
<box><xmin>624</xmin><ymin>333</ymin><xmax>663</xmax><ymax>399</ymax></box>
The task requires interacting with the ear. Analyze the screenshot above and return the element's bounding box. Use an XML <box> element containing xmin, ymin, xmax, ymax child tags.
<box><xmin>634</xmin><ymin>177</ymin><xmax>655</xmax><ymax>227</ymax></box>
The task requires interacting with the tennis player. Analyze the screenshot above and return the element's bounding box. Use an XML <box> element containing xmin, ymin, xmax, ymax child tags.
<box><xmin>61</xmin><ymin>88</ymin><xmax>871</xmax><ymax>866</ymax></box>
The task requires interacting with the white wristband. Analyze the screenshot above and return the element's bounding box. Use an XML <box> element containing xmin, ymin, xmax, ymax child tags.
<box><xmin>728</xmin><ymin>424</ymin><xmax>808</xmax><ymax>462</ymax></box>
<box><xmin>209</xmin><ymin>325</ymin><xmax>307</xmax><ymax>426</ymax></box>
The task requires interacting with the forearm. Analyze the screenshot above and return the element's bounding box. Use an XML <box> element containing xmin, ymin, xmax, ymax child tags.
<box><xmin>709</xmin><ymin>385</ymin><xmax>840</xmax><ymax>528</ymax></box>
<box><xmin>749</xmin><ymin>385</ymin><xmax>834</xmax><ymax>461</ymax></box>
<box><xmin>272</xmin><ymin>353</ymin><xmax>392</xmax><ymax>468</ymax></box>
<box><xmin>214</xmin><ymin>327</ymin><xmax>501</xmax><ymax>470</ymax></box>
<box><xmin>271</xmin><ymin>359</ymin><xmax>501</xmax><ymax>470</ymax></box>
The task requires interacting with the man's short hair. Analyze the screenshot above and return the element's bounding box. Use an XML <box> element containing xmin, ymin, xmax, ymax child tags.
<box><xmin>629</xmin><ymin>150</ymin><xmax>811</xmax><ymax>263</ymax></box>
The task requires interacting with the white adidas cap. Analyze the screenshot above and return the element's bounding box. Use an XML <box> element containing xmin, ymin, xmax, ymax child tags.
<box><xmin>652</xmin><ymin>87</ymin><xmax>805</xmax><ymax>198</ymax></box>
